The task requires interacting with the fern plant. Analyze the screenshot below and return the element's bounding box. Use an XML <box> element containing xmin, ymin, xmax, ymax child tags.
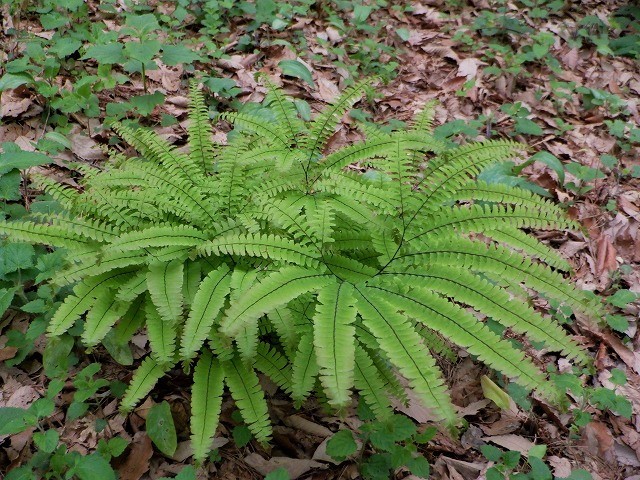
<box><xmin>0</xmin><ymin>77</ymin><xmax>602</xmax><ymax>462</ymax></box>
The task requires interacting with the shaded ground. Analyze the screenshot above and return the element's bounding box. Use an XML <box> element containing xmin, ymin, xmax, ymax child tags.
<box><xmin>1</xmin><ymin>0</ymin><xmax>639</xmax><ymax>479</ymax></box>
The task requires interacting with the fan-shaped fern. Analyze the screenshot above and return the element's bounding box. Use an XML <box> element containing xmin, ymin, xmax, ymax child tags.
<box><xmin>0</xmin><ymin>78</ymin><xmax>603</xmax><ymax>462</ymax></box>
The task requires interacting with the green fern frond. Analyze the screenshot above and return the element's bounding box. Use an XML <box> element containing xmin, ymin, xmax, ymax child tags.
<box><xmin>31</xmin><ymin>174</ymin><xmax>82</xmax><ymax>211</ymax></box>
<box><xmin>484</xmin><ymin>227</ymin><xmax>571</xmax><ymax>271</ymax></box>
<box><xmin>82</xmin><ymin>289</ymin><xmax>129</xmax><ymax>347</ymax></box>
<box><xmin>368</xmin><ymin>282</ymin><xmax>560</xmax><ymax>400</ymax></box>
<box><xmin>290</xmin><ymin>332</ymin><xmax>319</xmax><ymax>407</ymax></box>
<box><xmin>113</xmin><ymin>122</ymin><xmax>204</xmax><ymax>182</ymax></box>
<box><xmin>410</xmin><ymin>100</ymin><xmax>438</xmax><ymax>133</ymax></box>
<box><xmin>267</xmin><ymin>308</ymin><xmax>298</xmax><ymax>356</ymax></box>
<box><xmin>392</xmin><ymin>238</ymin><xmax>601</xmax><ymax>318</ymax></box>
<box><xmin>257</xmin><ymin>72</ymin><xmax>304</xmax><ymax>143</ymax></box>
<box><xmin>354</xmin><ymin>286</ymin><xmax>459</xmax><ymax>429</ymax></box>
<box><xmin>313</xmin><ymin>281</ymin><xmax>357</xmax><ymax>407</ymax></box>
<box><xmin>417</xmin><ymin>139</ymin><xmax>524</xmax><ymax>208</ymax></box>
<box><xmin>380</xmin><ymin>266</ymin><xmax>588</xmax><ymax>364</ymax></box>
<box><xmin>220</xmin><ymin>267</ymin><xmax>333</xmax><ymax>338</ymax></box>
<box><xmin>450</xmin><ymin>181</ymin><xmax>568</xmax><ymax>215</ymax></box>
<box><xmin>116</xmin><ymin>271</ymin><xmax>149</xmax><ymax>302</ymax></box>
<box><xmin>218</xmin><ymin>111</ymin><xmax>290</xmax><ymax>147</ymax></box>
<box><xmin>48</xmin><ymin>270</ymin><xmax>137</xmax><ymax>336</ymax></box>
<box><xmin>145</xmin><ymin>296</ymin><xmax>177</xmax><ymax>365</ymax></box>
<box><xmin>0</xmin><ymin>220</ymin><xmax>89</xmax><ymax>250</ymax></box>
<box><xmin>146</xmin><ymin>259</ymin><xmax>184</xmax><ymax>324</ymax></box>
<box><xmin>107</xmin><ymin>225</ymin><xmax>207</xmax><ymax>253</ymax></box>
<box><xmin>113</xmin><ymin>296</ymin><xmax>146</xmax><ymax>344</ymax></box>
<box><xmin>303</xmin><ymin>78</ymin><xmax>373</xmax><ymax>164</ymax></box>
<box><xmin>121</xmin><ymin>356</ymin><xmax>169</xmax><ymax>412</ymax></box>
<box><xmin>188</xmin><ymin>80</ymin><xmax>216</xmax><ymax>175</ymax></box>
<box><xmin>255</xmin><ymin>343</ymin><xmax>292</xmax><ymax>393</ymax></box>
<box><xmin>198</xmin><ymin>233</ymin><xmax>320</xmax><ymax>268</ymax></box>
<box><xmin>354</xmin><ymin>346</ymin><xmax>393</xmax><ymax>419</ymax></box>
<box><xmin>222</xmin><ymin>357</ymin><xmax>272</xmax><ymax>444</ymax></box>
<box><xmin>179</xmin><ymin>264</ymin><xmax>232</xmax><ymax>360</ymax></box>
<box><xmin>190</xmin><ymin>349</ymin><xmax>225</xmax><ymax>462</ymax></box>
<box><xmin>406</xmin><ymin>204</ymin><xmax>574</xmax><ymax>243</ymax></box>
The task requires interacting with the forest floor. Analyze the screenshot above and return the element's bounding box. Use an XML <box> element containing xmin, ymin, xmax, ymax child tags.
<box><xmin>1</xmin><ymin>0</ymin><xmax>639</xmax><ymax>479</ymax></box>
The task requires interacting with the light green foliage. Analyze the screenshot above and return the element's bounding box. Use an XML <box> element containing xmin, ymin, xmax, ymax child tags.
<box><xmin>0</xmin><ymin>79</ymin><xmax>601</xmax><ymax>462</ymax></box>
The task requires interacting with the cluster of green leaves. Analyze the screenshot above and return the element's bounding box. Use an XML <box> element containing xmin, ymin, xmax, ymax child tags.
<box><xmin>326</xmin><ymin>410</ymin><xmax>433</xmax><ymax>480</ymax></box>
<box><xmin>0</xmin><ymin>144</ymin><xmax>68</xmax><ymax>364</ymax></box>
<box><xmin>481</xmin><ymin>443</ymin><xmax>592</xmax><ymax>480</ymax></box>
<box><xmin>0</xmin><ymin>378</ymin><xmax>124</xmax><ymax>480</ymax></box>
<box><xmin>0</xmin><ymin>77</ymin><xmax>601</xmax><ymax>464</ymax></box>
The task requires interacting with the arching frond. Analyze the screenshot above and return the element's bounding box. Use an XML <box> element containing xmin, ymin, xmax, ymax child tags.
<box><xmin>180</xmin><ymin>264</ymin><xmax>232</xmax><ymax>361</ymax></box>
<box><xmin>120</xmin><ymin>356</ymin><xmax>169</xmax><ymax>412</ymax></box>
<box><xmin>354</xmin><ymin>286</ymin><xmax>459</xmax><ymax>430</ymax></box>
<box><xmin>190</xmin><ymin>350</ymin><xmax>224</xmax><ymax>462</ymax></box>
<box><xmin>222</xmin><ymin>357</ymin><xmax>272</xmax><ymax>444</ymax></box>
<box><xmin>313</xmin><ymin>281</ymin><xmax>357</xmax><ymax>407</ymax></box>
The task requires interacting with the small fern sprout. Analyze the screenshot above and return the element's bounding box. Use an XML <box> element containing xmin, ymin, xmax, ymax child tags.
<box><xmin>0</xmin><ymin>77</ymin><xmax>602</xmax><ymax>462</ymax></box>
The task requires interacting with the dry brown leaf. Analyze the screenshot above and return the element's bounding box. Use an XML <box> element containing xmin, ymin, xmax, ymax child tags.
<box><xmin>457</xmin><ymin>58</ymin><xmax>484</xmax><ymax>79</ymax></box>
<box><xmin>0</xmin><ymin>346</ymin><xmax>18</xmax><ymax>362</ymax></box>
<box><xmin>594</xmin><ymin>234</ymin><xmax>618</xmax><ymax>280</ymax></box>
<box><xmin>482</xmin><ymin>434</ymin><xmax>535</xmax><ymax>455</ymax></box>
<box><xmin>582</xmin><ymin>421</ymin><xmax>616</xmax><ymax>464</ymax></box>
<box><xmin>117</xmin><ymin>431</ymin><xmax>154</xmax><ymax>480</ymax></box>
<box><xmin>316</xmin><ymin>77</ymin><xmax>340</xmax><ymax>103</ymax></box>
<box><xmin>70</xmin><ymin>133</ymin><xmax>105</xmax><ymax>161</ymax></box>
<box><xmin>0</xmin><ymin>96</ymin><xmax>32</xmax><ymax>118</ymax></box>
<box><xmin>284</xmin><ymin>415</ymin><xmax>333</xmax><ymax>438</ymax></box>
<box><xmin>547</xmin><ymin>456</ymin><xmax>572</xmax><ymax>477</ymax></box>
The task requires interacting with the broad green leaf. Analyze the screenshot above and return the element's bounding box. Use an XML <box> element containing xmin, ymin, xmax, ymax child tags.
<box><xmin>0</xmin><ymin>288</ymin><xmax>16</xmax><ymax>314</ymax></box>
<box><xmin>515</xmin><ymin>117</ymin><xmax>543</xmax><ymax>136</ymax></box>
<box><xmin>162</xmin><ymin>45</ymin><xmax>201</xmax><ymax>66</ymax></box>
<box><xmin>33</xmin><ymin>429</ymin><xmax>59</xmax><ymax>453</ymax></box>
<box><xmin>0</xmin><ymin>73</ymin><xmax>33</xmax><ymax>91</ymax></box>
<box><xmin>75</xmin><ymin>453</ymin><xmax>117</xmax><ymax>480</ymax></box>
<box><xmin>0</xmin><ymin>407</ymin><xmax>37</xmax><ymax>435</ymax></box>
<box><xmin>125</xmin><ymin>13</ymin><xmax>160</xmax><ymax>35</ymax></box>
<box><xmin>481</xmin><ymin>375</ymin><xmax>511</xmax><ymax>410</ymax></box>
<box><xmin>278</xmin><ymin>60</ymin><xmax>314</xmax><ymax>87</ymax></box>
<box><xmin>0</xmin><ymin>170</ymin><xmax>21</xmax><ymax>200</ymax></box>
<box><xmin>530</xmin><ymin>151</ymin><xmax>565</xmax><ymax>184</ymax></box>
<box><xmin>82</xmin><ymin>43</ymin><xmax>126</xmax><ymax>64</ymax></box>
<box><xmin>326</xmin><ymin>430</ymin><xmax>357</xmax><ymax>461</ymax></box>
<box><xmin>146</xmin><ymin>401</ymin><xmax>177</xmax><ymax>456</ymax></box>
<box><xmin>129</xmin><ymin>92</ymin><xmax>165</xmax><ymax>116</ymax></box>
<box><xmin>607</xmin><ymin>289</ymin><xmax>637</xmax><ymax>308</ymax></box>
<box><xmin>1</xmin><ymin>243</ymin><xmax>35</xmax><ymax>273</ymax></box>
<box><xmin>0</xmin><ymin>150</ymin><xmax>51</xmax><ymax>175</ymax></box>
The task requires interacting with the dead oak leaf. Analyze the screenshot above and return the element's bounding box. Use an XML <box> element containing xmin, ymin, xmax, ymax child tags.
<box><xmin>116</xmin><ymin>431</ymin><xmax>153</xmax><ymax>480</ymax></box>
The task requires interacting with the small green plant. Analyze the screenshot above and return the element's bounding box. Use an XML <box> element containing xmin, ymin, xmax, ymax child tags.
<box><xmin>480</xmin><ymin>443</ymin><xmax>593</xmax><ymax>480</ymax></box>
<box><xmin>0</xmin><ymin>380</ymin><xmax>125</xmax><ymax>480</ymax></box>
<box><xmin>1</xmin><ymin>144</ymin><xmax>67</xmax><ymax>364</ymax></box>
<box><xmin>0</xmin><ymin>77</ymin><xmax>602</xmax><ymax>463</ymax></box>
<box><xmin>326</xmin><ymin>413</ymin><xmax>433</xmax><ymax>480</ymax></box>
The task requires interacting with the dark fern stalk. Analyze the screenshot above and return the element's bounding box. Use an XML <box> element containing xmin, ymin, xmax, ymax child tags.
<box><xmin>0</xmin><ymin>77</ymin><xmax>602</xmax><ymax>463</ymax></box>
